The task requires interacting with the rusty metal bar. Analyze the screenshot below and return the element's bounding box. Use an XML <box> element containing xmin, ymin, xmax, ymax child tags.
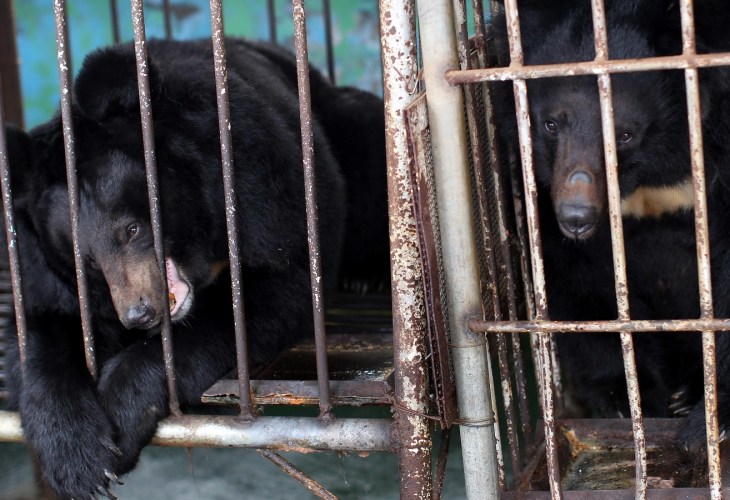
<box><xmin>162</xmin><ymin>0</ymin><xmax>172</xmax><ymax>39</ymax></box>
<box><xmin>109</xmin><ymin>0</ymin><xmax>120</xmax><ymax>43</ymax></box>
<box><xmin>130</xmin><ymin>0</ymin><xmax>181</xmax><ymax>416</ymax></box>
<box><xmin>445</xmin><ymin>51</ymin><xmax>730</xmax><ymax>84</ymax></box>
<box><xmin>291</xmin><ymin>0</ymin><xmax>333</xmax><ymax>420</ymax></box>
<box><xmin>590</xmin><ymin>1</ymin><xmax>647</xmax><ymax>496</ymax></box>
<box><xmin>379</xmin><ymin>0</ymin><xmax>433</xmax><ymax>497</ymax></box>
<box><xmin>501</xmin><ymin>0</ymin><xmax>562</xmax><ymax>496</ymax></box>
<box><xmin>322</xmin><ymin>0</ymin><xmax>335</xmax><ymax>84</ymax></box>
<box><xmin>53</xmin><ymin>0</ymin><xmax>97</xmax><ymax>380</ymax></box>
<box><xmin>209</xmin><ymin>0</ymin><xmax>253</xmax><ymax>421</ymax></box>
<box><xmin>678</xmin><ymin>1</ymin><xmax>721</xmax><ymax>496</ymax></box>
<box><xmin>416</xmin><ymin>0</ymin><xmax>500</xmax><ymax>498</ymax></box>
<box><xmin>469</xmin><ymin>318</ymin><xmax>730</xmax><ymax>334</ymax></box>
<box><xmin>0</xmin><ymin>78</ymin><xmax>27</xmax><ymax>370</ymax></box>
<box><xmin>0</xmin><ymin>410</ymin><xmax>393</xmax><ymax>451</ymax></box>
<box><xmin>267</xmin><ymin>0</ymin><xmax>277</xmax><ymax>43</ymax></box>
<box><xmin>432</xmin><ymin>428</ymin><xmax>451</xmax><ymax>500</ymax></box>
<box><xmin>0</xmin><ymin>1</ymin><xmax>23</xmax><ymax>128</ymax></box>
<box><xmin>471</xmin><ymin>0</ymin><xmax>535</xmax><ymax>447</ymax></box>
<box><xmin>257</xmin><ymin>450</ymin><xmax>338</xmax><ymax>500</ymax></box>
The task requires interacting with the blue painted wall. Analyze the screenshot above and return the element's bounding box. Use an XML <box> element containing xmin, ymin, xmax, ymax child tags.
<box><xmin>14</xmin><ymin>0</ymin><xmax>383</xmax><ymax>128</ymax></box>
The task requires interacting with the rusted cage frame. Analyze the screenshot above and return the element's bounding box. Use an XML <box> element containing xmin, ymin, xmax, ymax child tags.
<box><xmin>0</xmin><ymin>0</ymin><xmax>438</xmax><ymax>498</ymax></box>
<box><xmin>429</xmin><ymin>0</ymin><xmax>730</xmax><ymax>497</ymax></box>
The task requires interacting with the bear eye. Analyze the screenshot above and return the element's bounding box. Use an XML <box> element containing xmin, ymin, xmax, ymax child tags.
<box><xmin>126</xmin><ymin>223</ymin><xmax>141</xmax><ymax>241</ymax></box>
<box><xmin>544</xmin><ymin>120</ymin><xmax>558</xmax><ymax>134</ymax></box>
<box><xmin>617</xmin><ymin>132</ymin><xmax>633</xmax><ymax>144</ymax></box>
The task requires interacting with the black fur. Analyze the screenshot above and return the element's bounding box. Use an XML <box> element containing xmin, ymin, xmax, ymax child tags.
<box><xmin>4</xmin><ymin>39</ymin><xmax>352</xmax><ymax>499</ymax></box>
<box><xmin>490</xmin><ymin>1</ymin><xmax>702</xmax><ymax>417</ymax></box>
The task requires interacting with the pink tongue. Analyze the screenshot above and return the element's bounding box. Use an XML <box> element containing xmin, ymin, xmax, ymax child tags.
<box><xmin>165</xmin><ymin>258</ymin><xmax>189</xmax><ymax>317</ymax></box>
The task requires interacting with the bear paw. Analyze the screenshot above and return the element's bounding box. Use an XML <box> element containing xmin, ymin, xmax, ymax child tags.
<box><xmin>98</xmin><ymin>350</ymin><xmax>168</xmax><ymax>473</ymax></box>
<box><xmin>26</xmin><ymin>406</ymin><xmax>122</xmax><ymax>499</ymax></box>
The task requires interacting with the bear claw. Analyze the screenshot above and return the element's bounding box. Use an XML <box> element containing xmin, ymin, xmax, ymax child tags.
<box><xmin>105</xmin><ymin>470</ymin><xmax>124</xmax><ymax>485</ymax></box>
<box><xmin>97</xmin><ymin>484</ymin><xmax>118</xmax><ymax>499</ymax></box>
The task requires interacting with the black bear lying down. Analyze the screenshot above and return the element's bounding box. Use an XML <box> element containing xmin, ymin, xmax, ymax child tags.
<box><xmin>491</xmin><ymin>0</ymin><xmax>705</xmax><ymax>419</ymax></box>
<box><xmin>2</xmin><ymin>38</ymin><xmax>389</xmax><ymax>499</ymax></box>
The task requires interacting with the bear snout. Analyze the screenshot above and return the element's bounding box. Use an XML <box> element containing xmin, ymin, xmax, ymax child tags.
<box><xmin>556</xmin><ymin>202</ymin><xmax>599</xmax><ymax>240</ymax></box>
<box><xmin>121</xmin><ymin>298</ymin><xmax>158</xmax><ymax>330</ymax></box>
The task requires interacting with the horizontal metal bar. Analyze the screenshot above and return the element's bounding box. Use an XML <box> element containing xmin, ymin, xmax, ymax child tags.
<box><xmin>0</xmin><ymin>410</ymin><xmax>394</xmax><ymax>452</ymax></box>
<box><xmin>445</xmin><ymin>51</ymin><xmax>730</xmax><ymax>84</ymax></box>
<box><xmin>469</xmin><ymin>318</ymin><xmax>730</xmax><ymax>334</ymax></box>
<box><xmin>201</xmin><ymin>379</ymin><xmax>391</xmax><ymax>406</ymax></box>
<box><xmin>501</xmin><ymin>490</ymin><xmax>730</xmax><ymax>499</ymax></box>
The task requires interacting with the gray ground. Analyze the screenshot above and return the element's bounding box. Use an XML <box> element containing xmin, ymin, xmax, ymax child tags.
<box><xmin>0</xmin><ymin>434</ymin><xmax>466</xmax><ymax>499</ymax></box>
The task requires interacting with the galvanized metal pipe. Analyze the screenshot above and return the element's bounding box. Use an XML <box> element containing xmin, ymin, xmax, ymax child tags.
<box><xmin>130</xmin><ymin>0</ymin><xmax>181</xmax><ymax>416</ymax></box>
<box><xmin>379</xmin><ymin>0</ymin><xmax>434</xmax><ymax>497</ymax></box>
<box><xmin>678</xmin><ymin>1</ymin><xmax>721</xmax><ymax>496</ymax></box>
<box><xmin>415</xmin><ymin>0</ymin><xmax>500</xmax><ymax>497</ymax></box>
<box><xmin>292</xmin><ymin>0</ymin><xmax>333</xmax><ymax>420</ymax></box>
<box><xmin>0</xmin><ymin>411</ymin><xmax>393</xmax><ymax>451</ymax></box>
<box><xmin>53</xmin><ymin>0</ymin><xmax>97</xmax><ymax>380</ymax></box>
<box><xmin>453</xmin><ymin>0</ymin><xmax>509</xmax><ymax>485</ymax></box>
<box><xmin>208</xmin><ymin>0</ymin><xmax>253</xmax><ymax>421</ymax></box>
<box><xmin>0</xmin><ymin>77</ymin><xmax>27</xmax><ymax>370</ymax></box>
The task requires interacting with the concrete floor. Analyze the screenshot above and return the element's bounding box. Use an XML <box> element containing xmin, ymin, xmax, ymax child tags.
<box><xmin>0</xmin><ymin>433</ymin><xmax>467</xmax><ymax>499</ymax></box>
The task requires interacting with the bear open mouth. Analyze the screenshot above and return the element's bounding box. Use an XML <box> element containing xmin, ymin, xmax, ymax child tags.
<box><xmin>166</xmin><ymin>258</ymin><xmax>193</xmax><ymax>320</ymax></box>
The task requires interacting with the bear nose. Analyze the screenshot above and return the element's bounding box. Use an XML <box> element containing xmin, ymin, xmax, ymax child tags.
<box><xmin>568</xmin><ymin>170</ymin><xmax>593</xmax><ymax>185</ymax></box>
<box><xmin>557</xmin><ymin>203</ymin><xmax>598</xmax><ymax>239</ymax></box>
<box><xmin>122</xmin><ymin>299</ymin><xmax>157</xmax><ymax>329</ymax></box>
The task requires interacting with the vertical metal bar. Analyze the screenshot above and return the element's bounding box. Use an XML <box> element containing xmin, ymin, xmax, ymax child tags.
<box><xmin>267</xmin><ymin>0</ymin><xmax>277</xmax><ymax>43</ymax></box>
<box><xmin>162</xmin><ymin>0</ymin><xmax>172</xmax><ymax>40</ymax></box>
<box><xmin>590</xmin><ymin>2</ymin><xmax>648</xmax><ymax>497</ymax></box>
<box><xmin>678</xmin><ymin>1</ymin><xmax>721</xmax><ymax>497</ymax></box>
<box><xmin>0</xmin><ymin>0</ymin><xmax>24</xmax><ymax>128</ymax></box>
<box><xmin>486</xmin><ymin>0</ymin><xmax>545</xmax><ymax>420</ymax></box>
<box><xmin>501</xmin><ymin>0</ymin><xmax>561</xmax><ymax>496</ymax></box>
<box><xmin>291</xmin><ymin>0</ymin><xmax>333</xmax><ymax>419</ymax></box>
<box><xmin>322</xmin><ymin>0</ymin><xmax>336</xmax><ymax>84</ymax></box>
<box><xmin>379</xmin><ymin>0</ymin><xmax>433</xmax><ymax>497</ymax></box>
<box><xmin>432</xmin><ymin>428</ymin><xmax>452</xmax><ymax>500</ymax></box>
<box><xmin>416</xmin><ymin>0</ymin><xmax>500</xmax><ymax>498</ymax></box>
<box><xmin>109</xmin><ymin>0</ymin><xmax>121</xmax><ymax>43</ymax></box>
<box><xmin>53</xmin><ymin>0</ymin><xmax>97</xmax><ymax>380</ymax></box>
<box><xmin>0</xmin><ymin>77</ymin><xmax>27</xmax><ymax>371</ymax></box>
<box><xmin>209</xmin><ymin>0</ymin><xmax>254</xmax><ymax>421</ymax></box>
<box><xmin>471</xmin><ymin>0</ymin><xmax>535</xmax><ymax>440</ymax></box>
<box><xmin>130</xmin><ymin>0</ymin><xmax>181</xmax><ymax>417</ymax></box>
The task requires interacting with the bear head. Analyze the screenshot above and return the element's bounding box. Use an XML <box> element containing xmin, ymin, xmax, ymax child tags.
<box><xmin>20</xmin><ymin>44</ymin><xmax>231</xmax><ymax>330</ymax></box>
<box><xmin>492</xmin><ymin>0</ymin><xmax>690</xmax><ymax>240</ymax></box>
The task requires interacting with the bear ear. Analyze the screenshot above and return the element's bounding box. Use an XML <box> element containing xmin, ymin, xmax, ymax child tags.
<box><xmin>74</xmin><ymin>44</ymin><xmax>163</xmax><ymax>122</ymax></box>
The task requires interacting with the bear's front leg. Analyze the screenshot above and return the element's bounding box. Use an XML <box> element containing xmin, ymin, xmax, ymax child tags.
<box><xmin>12</xmin><ymin>315</ymin><xmax>121</xmax><ymax>500</ymax></box>
<box><xmin>97</xmin><ymin>318</ymin><xmax>236</xmax><ymax>474</ymax></box>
